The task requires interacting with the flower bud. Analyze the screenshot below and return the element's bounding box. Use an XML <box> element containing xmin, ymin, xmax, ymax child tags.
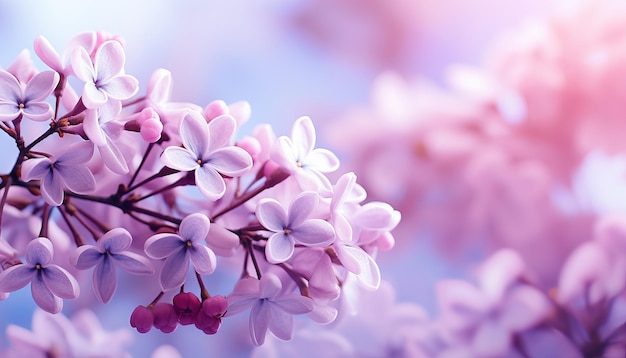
<box><xmin>173</xmin><ymin>291</ymin><xmax>201</xmax><ymax>325</ymax></box>
<box><xmin>152</xmin><ymin>303</ymin><xmax>179</xmax><ymax>333</ymax></box>
<box><xmin>195</xmin><ymin>295</ymin><xmax>227</xmax><ymax>335</ymax></box>
<box><xmin>130</xmin><ymin>305</ymin><xmax>154</xmax><ymax>333</ymax></box>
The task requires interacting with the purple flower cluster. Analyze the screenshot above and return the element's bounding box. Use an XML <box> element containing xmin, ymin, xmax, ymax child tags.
<box><xmin>0</xmin><ymin>31</ymin><xmax>399</xmax><ymax>347</ymax></box>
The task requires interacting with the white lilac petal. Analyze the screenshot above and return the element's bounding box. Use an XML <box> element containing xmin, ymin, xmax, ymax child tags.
<box><xmin>102</xmin><ymin>75</ymin><xmax>138</xmax><ymax>100</ymax></box>
<box><xmin>147</xmin><ymin>68</ymin><xmax>172</xmax><ymax>103</ymax></box>
<box><xmin>179</xmin><ymin>213</ymin><xmax>211</xmax><ymax>244</ymax></box>
<box><xmin>351</xmin><ymin>202</ymin><xmax>401</xmax><ymax>231</ymax></box>
<box><xmin>21</xmin><ymin>158</ymin><xmax>51</xmax><ymax>181</ymax></box>
<box><xmin>144</xmin><ymin>233</ymin><xmax>184</xmax><ymax>259</ymax></box>
<box><xmin>259</xmin><ymin>274</ymin><xmax>282</xmax><ymax>299</ymax></box>
<box><xmin>250</xmin><ymin>301</ymin><xmax>270</xmax><ymax>346</ymax></box>
<box><xmin>180</xmin><ymin>112</ymin><xmax>209</xmax><ymax>159</ymax></box>
<box><xmin>71</xmin><ymin>47</ymin><xmax>96</xmax><ymax>83</ymax></box>
<box><xmin>339</xmin><ymin>245</ymin><xmax>364</xmax><ymax>274</ymax></box>
<box><xmin>351</xmin><ymin>248</ymin><xmax>381</xmax><ymax>290</ymax></box>
<box><xmin>71</xmin><ymin>245</ymin><xmax>102</xmax><ymax>270</ymax></box>
<box><xmin>480</xmin><ymin>249</ymin><xmax>526</xmax><ymax>301</ymax></box>
<box><xmin>56</xmin><ymin>140</ymin><xmax>94</xmax><ymax>165</ymax></box>
<box><xmin>292</xmin><ymin>219</ymin><xmax>335</xmax><ymax>247</ymax></box>
<box><xmin>499</xmin><ymin>285</ymin><xmax>551</xmax><ymax>332</ymax></box>
<box><xmin>99</xmin><ymin>228</ymin><xmax>132</xmax><ymax>253</ymax></box>
<box><xmin>0</xmin><ymin>70</ymin><xmax>21</xmax><ymax>101</ymax></box>
<box><xmin>93</xmin><ymin>256</ymin><xmax>116</xmax><ymax>303</ymax></box>
<box><xmin>206</xmin><ymin>223</ymin><xmax>239</xmax><ymax>256</ymax></box>
<box><xmin>161</xmin><ymin>146</ymin><xmax>199</xmax><ymax>172</ymax></box>
<box><xmin>288</xmin><ymin>192</ymin><xmax>319</xmax><ymax>228</ymax></box>
<box><xmin>95</xmin><ymin>41</ymin><xmax>125</xmax><ymax>81</ymax></box>
<box><xmin>256</xmin><ymin>199</ymin><xmax>288</xmax><ymax>232</ymax></box>
<box><xmin>98</xmin><ymin>138</ymin><xmax>129</xmax><ymax>174</ymax></box>
<box><xmin>31</xmin><ymin>276</ymin><xmax>62</xmax><ymax>313</ymax></box>
<box><xmin>207</xmin><ymin>146</ymin><xmax>252</xmax><ymax>176</ymax></box>
<box><xmin>55</xmin><ymin>165</ymin><xmax>96</xmax><ymax>194</ymax></box>
<box><xmin>270</xmin><ymin>137</ymin><xmax>298</xmax><ymax>172</ymax></box>
<box><xmin>41</xmin><ymin>265</ymin><xmax>79</xmax><ymax>299</ymax></box>
<box><xmin>225</xmin><ymin>278</ymin><xmax>261</xmax><ymax>315</ymax></box>
<box><xmin>265</xmin><ymin>233</ymin><xmax>295</xmax><ymax>264</ymax></box>
<box><xmin>188</xmin><ymin>245</ymin><xmax>216</xmax><ymax>275</ymax></box>
<box><xmin>291</xmin><ymin>116</ymin><xmax>316</xmax><ymax>160</ymax></box>
<box><xmin>82</xmin><ymin>83</ymin><xmax>108</xmax><ymax>109</ymax></box>
<box><xmin>0</xmin><ymin>102</ymin><xmax>20</xmax><ymax>121</ymax></box>
<box><xmin>273</xmin><ymin>295</ymin><xmax>315</xmax><ymax>315</ymax></box>
<box><xmin>195</xmin><ymin>165</ymin><xmax>226</xmax><ymax>200</ymax></box>
<box><xmin>308</xmin><ymin>303</ymin><xmax>338</xmax><ymax>324</ymax></box>
<box><xmin>0</xmin><ymin>265</ymin><xmax>35</xmax><ymax>292</ymax></box>
<box><xmin>306</xmin><ymin>148</ymin><xmax>340</xmax><ymax>172</ymax></box>
<box><xmin>267</xmin><ymin>304</ymin><xmax>294</xmax><ymax>341</ymax></box>
<box><xmin>558</xmin><ymin>243</ymin><xmax>608</xmax><ymax>305</ymax></box>
<box><xmin>472</xmin><ymin>320</ymin><xmax>511</xmax><ymax>357</ymax></box>
<box><xmin>333</xmin><ymin>213</ymin><xmax>353</xmax><ymax>243</ymax></box>
<box><xmin>110</xmin><ymin>252</ymin><xmax>154</xmax><ymax>275</ymax></box>
<box><xmin>207</xmin><ymin>114</ymin><xmax>236</xmax><ymax>152</ymax></box>
<box><xmin>23</xmin><ymin>102</ymin><xmax>53</xmax><ymax>121</ymax></box>
<box><xmin>159</xmin><ymin>249</ymin><xmax>190</xmax><ymax>291</ymax></box>
<box><xmin>24</xmin><ymin>71</ymin><xmax>59</xmax><ymax>101</ymax></box>
<box><xmin>26</xmin><ymin>238</ymin><xmax>54</xmax><ymax>266</ymax></box>
<box><xmin>33</xmin><ymin>36</ymin><xmax>63</xmax><ymax>72</ymax></box>
<box><xmin>83</xmin><ymin>109</ymin><xmax>107</xmax><ymax>145</ymax></box>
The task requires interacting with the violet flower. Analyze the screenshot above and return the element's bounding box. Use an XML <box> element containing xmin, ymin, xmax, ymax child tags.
<box><xmin>0</xmin><ymin>238</ymin><xmax>79</xmax><ymax>314</ymax></box>
<box><xmin>144</xmin><ymin>213</ymin><xmax>217</xmax><ymax>291</ymax></box>
<box><xmin>256</xmin><ymin>191</ymin><xmax>335</xmax><ymax>264</ymax></box>
<box><xmin>71</xmin><ymin>228</ymin><xmax>154</xmax><ymax>303</ymax></box>
<box><xmin>161</xmin><ymin>111</ymin><xmax>253</xmax><ymax>200</ymax></box>
<box><xmin>0</xmin><ymin>69</ymin><xmax>59</xmax><ymax>122</ymax></box>
<box><xmin>21</xmin><ymin>141</ymin><xmax>96</xmax><ymax>206</ymax></box>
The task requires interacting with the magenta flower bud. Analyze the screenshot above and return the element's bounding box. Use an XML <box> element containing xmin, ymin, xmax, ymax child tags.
<box><xmin>195</xmin><ymin>295</ymin><xmax>227</xmax><ymax>335</ymax></box>
<box><xmin>130</xmin><ymin>305</ymin><xmax>154</xmax><ymax>334</ymax></box>
<box><xmin>152</xmin><ymin>303</ymin><xmax>179</xmax><ymax>333</ymax></box>
<box><xmin>173</xmin><ymin>291</ymin><xmax>201</xmax><ymax>325</ymax></box>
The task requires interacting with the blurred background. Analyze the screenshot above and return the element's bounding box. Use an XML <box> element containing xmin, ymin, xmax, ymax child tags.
<box><xmin>0</xmin><ymin>0</ymin><xmax>622</xmax><ymax>356</ymax></box>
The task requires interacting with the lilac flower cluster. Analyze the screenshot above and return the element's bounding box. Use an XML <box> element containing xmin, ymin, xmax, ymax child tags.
<box><xmin>0</xmin><ymin>32</ymin><xmax>400</xmax><ymax>347</ymax></box>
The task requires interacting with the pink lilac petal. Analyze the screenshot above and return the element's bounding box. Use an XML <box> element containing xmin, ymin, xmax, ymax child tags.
<box><xmin>40</xmin><ymin>265</ymin><xmax>79</xmax><ymax>299</ymax></box>
<box><xmin>499</xmin><ymin>285</ymin><xmax>550</xmax><ymax>332</ymax></box>
<box><xmin>336</xmin><ymin>245</ymin><xmax>363</xmax><ymax>274</ymax></box>
<box><xmin>83</xmin><ymin>110</ymin><xmax>108</xmax><ymax>145</ymax></box>
<box><xmin>351</xmin><ymin>202</ymin><xmax>401</xmax><ymax>231</ymax></box>
<box><xmin>259</xmin><ymin>274</ymin><xmax>282</xmax><ymax>299</ymax></box>
<box><xmin>147</xmin><ymin>68</ymin><xmax>171</xmax><ymax>103</ymax></box>
<box><xmin>206</xmin><ymin>223</ymin><xmax>240</xmax><ymax>256</ymax></box>
<box><xmin>207</xmin><ymin>147</ymin><xmax>252</xmax><ymax>176</ymax></box>
<box><xmin>472</xmin><ymin>320</ymin><xmax>511</xmax><ymax>357</ymax></box>
<box><xmin>292</xmin><ymin>220</ymin><xmax>335</xmax><ymax>246</ymax></box>
<box><xmin>0</xmin><ymin>103</ymin><xmax>20</xmax><ymax>121</ymax></box>
<box><xmin>257</xmin><ymin>200</ymin><xmax>289</xmax><ymax>232</ymax></box>
<box><xmin>161</xmin><ymin>146</ymin><xmax>200</xmax><ymax>172</ymax></box>
<box><xmin>292</xmin><ymin>116</ymin><xmax>316</xmax><ymax>159</ymax></box>
<box><xmin>272</xmin><ymin>295</ymin><xmax>315</xmax><ymax>314</ymax></box>
<box><xmin>56</xmin><ymin>141</ymin><xmax>95</xmax><ymax>165</ymax></box>
<box><xmin>93</xmin><ymin>256</ymin><xmax>116</xmax><ymax>302</ymax></box>
<box><xmin>288</xmin><ymin>192</ymin><xmax>318</xmax><ymax>227</ymax></box>
<box><xmin>195</xmin><ymin>165</ymin><xmax>226</xmax><ymax>200</ymax></box>
<box><xmin>226</xmin><ymin>278</ymin><xmax>260</xmax><ymax>315</ymax></box>
<box><xmin>346</xmin><ymin>246</ymin><xmax>381</xmax><ymax>290</ymax></box>
<box><xmin>144</xmin><ymin>234</ymin><xmax>184</xmax><ymax>259</ymax></box>
<box><xmin>0</xmin><ymin>70</ymin><xmax>21</xmax><ymax>100</ymax></box>
<box><xmin>180</xmin><ymin>112</ymin><xmax>209</xmax><ymax>158</ymax></box>
<box><xmin>250</xmin><ymin>302</ymin><xmax>271</xmax><ymax>345</ymax></box>
<box><xmin>55</xmin><ymin>165</ymin><xmax>96</xmax><ymax>194</ymax></box>
<box><xmin>558</xmin><ymin>242</ymin><xmax>609</xmax><ymax>305</ymax></box>
<box><xmin>159</xmin><ymin>250</ymin><xmax>190</xmax><ymax>290</ymax></box>
<box><xmin>98</xmin><ymin>228</ymin><xmax>132</xmax><ymax>252</ymax></box>
<box><xmin>71</xmin><ymin>246</ymin><xmax>101</xmax><ymax>269</ymax></box>
<box><xmin>178</xmin><ymin>213</ymin><xmax>211</xmax><ymax>244</ymax></box>
<box><xmin>24</xmin><ymin>71</ymin><xmax>58</xmax><ymax>101</ymax></box>
<box><xmin>266</xmin><ymin>233</ymin><xmax>295</xmax><ymax>263</ymax></box>
<box><xmin>109</xmin><ymin>252</ymin><xmax>154</xmax><ymax>274</ymax></box>
<box><xmin>98</xmin><ymin>137</ymin><xmax>129</xmax><ymax>174</ymax></box>
<box><xmin>34</xmin><ymin>36</ymin><xmax>64</xmax><ymax>72</ymax></box>
<box><xmin>306</xmin><ymin>149</ymin><xmax>340</xmax><ymax>172</ymax></box>
<box><xmin>271</xmin><ymin>138</ymin><xmax>299</xmax><ymax>171</ymax></box>
<box><xmin>94</xmin><ymin>41</ymin><xmax>124</xmax><ymax>81</ymax></box>
<box><xmin>267</xmin><ymin>305</ymin><xmax>294</xmax><ymax>341</ymax></box>
<box><xmin>25</xmin><ymin>238</ymin><xmax>54</xmax><ymax>265</ymax></box>
<box><xmin>207</xmin><ymin>115</ymin><xmax>236</xmax><ymax>152</ymax></box>
<box><xmin>82</xmin><ymin>84</ymin><xmax>108</xmax><ymax>108</ymax></box>
<box><xmin>22</xmin><ymin>103</ymin><xmax>52</xmax><ymax>121</ymax></box>
<box><xmin>188</xmin><ymin>246</ymin><xmax>216</xmax><ymax>275</ymax></box>
<box><xmin>102</xmin><ymin>76</ymin><xmax>138</xmax><ymax>99</ymax></box>
<box><xmin>479</xmin><ymin>249</ymin><xmax>526</xmax><ymax>301</ymax></box>
<box><xmin>71</xmin><ymin>47</ymin><xmax>96</xmax><ymax>82</ymax></box>
<box><xmin>31</xmin><ymin>277</ymin><xmax>62</xmax><ymax>314</ymax></box>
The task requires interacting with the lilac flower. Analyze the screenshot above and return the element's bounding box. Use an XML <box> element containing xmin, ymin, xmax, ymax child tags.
<box><xmin>161</xmin><ymin>111</ymin><xmax>253</xmax><ymax>200</ymax></box>
<box><xmin>256</xmin><ymin>191</ymin><xmax>335</xmax><ymax>264</ymax></box>
<box><xmin>227</xmin><ymin>273</ymin><xmax>314</xmax><ymax>345</ymax></box>
<box><xmin>34</xmin><ymin>33</ymin><xmax>97</xmax><ymax>76</ymax></box>
<box><xmin>195</xmin><ymin>295</ymin><xmax>228</xmax><ymax>335</ymax></box>
<box><xmin>21</xmin><ymin>141</ymin><xmax>96</xmax><ymax>206</ymax></box>
<box><xmin>144</xmin><ymin>213</ymin><xmax>217</xmax><ymax>291</ymax></box>
<box><xmin>71</xmin><ymin>40</ymin><xmax>138</xmax><ymax>109</ymax></box>
<box><xmin>83</xmin><ymin>101</ymin><xmax>129</xmax><ymax>174</ymax></box>
<box><xmin>270</xmin><ymin>116</ymin><xmax>340</xmax><ymax>191</ymax></box>
<box><xmin>71</xmin><ymin>228</ymin><xmax>154</xmax><ymax>303</ymax></box>
<box><xmin>0</xmin><ymin>69</ymin><xmax>59</xmax><ymax>122</ymax></box>
<box><xmin>0</xmin><ymin>237</ymin><xmax>79</xmax><ymax>314</ymax></box>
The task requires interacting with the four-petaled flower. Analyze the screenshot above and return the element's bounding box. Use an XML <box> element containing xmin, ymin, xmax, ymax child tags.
<box><xmin>227</xmin><ymin>273</ymin><xmax>314</xmax><ymax>345</ymax></box>
<box><xmin>0</xmin><ymin>237</ymin><xmax>79</xmax><ymax>314</ymax></box>
<box><xmin>21</xmin><ymin>141</ymin><xmax>96</xmax><ymax>206</ymax></box>
<box><xmin>71</xmin><ymin>228</ymin><xmax>154</xmax><ymax>303</ymax></box>
<box><xmin>161</xmin><ymin>111</ymin><xmax>253</xmax><ymax>200</ymax></box>
<box><xmin>256</xmin><ymin>191</ymin><xmax>335</xmax><ymax>263</ymax></box>
<box><xmin>0</xmin><ymin>69</ymin><xmax>59</xmax><ymax>122</ymax></box>
<box><xmin>144</xmin><ymin>213</ymin><xmax>217</xmax><ymax>291</ymax></box>
<box><xmin>71</xmin><ymin>40</ymin><xmax>139</xmax><ymax>109</ymax></box>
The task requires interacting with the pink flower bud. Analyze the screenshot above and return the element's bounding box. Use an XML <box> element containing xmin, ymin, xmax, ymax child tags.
<box><xmin>130</xmin><ymin>305</ymin><xmax>154</xmax><ymax>334</ymax></box>
<box><xmin>195</xmin><ymin>295</ymin><xmax>227</xmax><ymax>335</ymax></box>
<box><xmin>173</xmin><ymin>292</ymin><xmax>201</xmax><ymax>325</ymax></box>
<box><xmin>203</xmin><ymin>100</ymin><xmax>229</xmax><ymax>121</ymax></box>
<box><xmin>237</xmin><ymin>136</ymin><xmax>262</xmax><ymax>160</ymax></box>
<box><xmin>152</xmin><ymin>303</ymin><xmax>179</xmax><ymax>333</ymax></box>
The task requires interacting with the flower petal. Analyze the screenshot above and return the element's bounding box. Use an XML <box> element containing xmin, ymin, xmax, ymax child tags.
<box><xmin>94</xmin><ymin>41</ymin><xmax>124</xmax><ymax>82</ymax></box>
<box><xmin>250</xmin><ymin>301</ymin><xmax>270</xmax><ymax>346</ymax></box>
<box><xmin>195</xmin><ymin>165</ymin><xmax>226</xmax><ymax>200</ymax></box>
<box><xmin>99</xmin><ymin>228</ymin><xmax>132</xmax><ymax>253</ymax></box>
<box><xmin>110</xmin><ymin>252</ymin><xmax>154</xmax><ymax>275</ymax></box>
<box><xmin>161</xmin><ymin>146</ymin><xmax>199</xmax><ymax>172</ymax></box>
<box><xmin>179</xmin><ymin>213</ymin><xmax>211</xmax><ymax>244</ymax></box>
<box><xmin>0</xmin><ymin>265</ymin><xmax>35</xmax><ymax>292</ymax></box>
<box><xmin>31</xmin><ymin>275</ymin><xmax>62</xmax><ymax>313</ymax></box>
<box><xmin>0</xmin><ymin>102</ymin><xmax>20</xmax><ymax>121</ymax></box>
<box><xmin>102</xmin><ymin>75</ymin><xmax>138</xmax><ymax>100</ymax></box>
<box><xmin>207</xmin><ymin>147</ymin><xmax>252</xmax><ymax>177</ymax></box>
<box><xmin>0</xmin><ymin>70</ymin><xmax>22</xmax><ymax>102</ymax></box>
<box><xmin>41</xmin><ymin>265</ymin><xmax>79</xmax><ymax>299</ymax></box>
<box><xmin>288</xmin><ymin>192</ymin><xmax>318</xmax><ymax>228</ymax></box>
<box><xmin>55</xmin><ymin>165</ymin><xmax>96</xmax><ymax>194</ymax></box>
<box><xmin>207</xmin><ymin>114</ymin><xmax>236</xmax><ymax>152</ymax></box>
<box><xmin>21</xmin><ymin>158</ymin><xmax>51</xmax><ymax>182</ymax></box>
<box><xmin>267</xmin><ymin>303</ymin><xmax>294</xmax><ymax>341</ymax></box>
<box><xmin>41</xmin><ymin>170</ymin><xmax>64</xmax><ymax>206</ymax></box>
<box><xmin>144</xmin><ymin>233</ymin><xmax>183</xmax><ymax>259</ymax></box>
<box><xmin>24</xmin><ymin>71</ymin><xmax>59</xmax><ymax>102</ymax></box>
<box><xmin>291</xmin><ymin>116</ymin><xmax>316</xmax><ymax>160</ymax></box>
<box><xmin>93</xmin><ymin>256</ymin><xmax>116</xmax><ymax>303</ymax></box>
<box><xmin>71</xmin><ymin>47</ymin><xmax>95</xmax><ymax>83</ymax></box>
<box><xmin>265</xmin><ymin>233</ymin><xmax>294</xmax><ymax>264</ymax></box>
<box><xmin>34</xmin><ymin>36</ymin><xmax>63</xmax><ymax>72</ymax></box>
<box><xmin>189</xmin><ymin>245</ymin><xmax>216</xmax><ymax>275</ymax></box>
<box><xmin>305</xmin><ymin>148</ymin><xmax>340</xmax><ymax>172</ymax></box>
<box><xmin>273</xmin><ymin>295</ymin><xmax>314</xmax><ymax>315</ymax></box>
<box><xmin>159</xmin><ymin>249</ymin><xmax>190</xmax><ymax>291</ymax></box>
<box><xmin>99</xmin><ymin>137</ymin><xmax>129</xmax><ymax>174</ymax></box>
<box><xmin>256</xmin><ymin>199</ymin><xmax>288</xmax><ymax>232</ymax></box>
<box><xmin>292</xmin><ymin>219</ymin><xmax>335</xmax><ymax>247</ymax></box>
<box><xmin>180</xmin><ymin>112</ymin><xmax>209</xmax><ymax>159</ymax></box>
<box><xmin>71</xmin><ymin>245</ymin><xmax>102</xmax><ymax>270</ymax></box>
<box><xmin>26</xmin><ymin>238</ymin><xmax>54</xmax><ymax>266</ymax></box>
